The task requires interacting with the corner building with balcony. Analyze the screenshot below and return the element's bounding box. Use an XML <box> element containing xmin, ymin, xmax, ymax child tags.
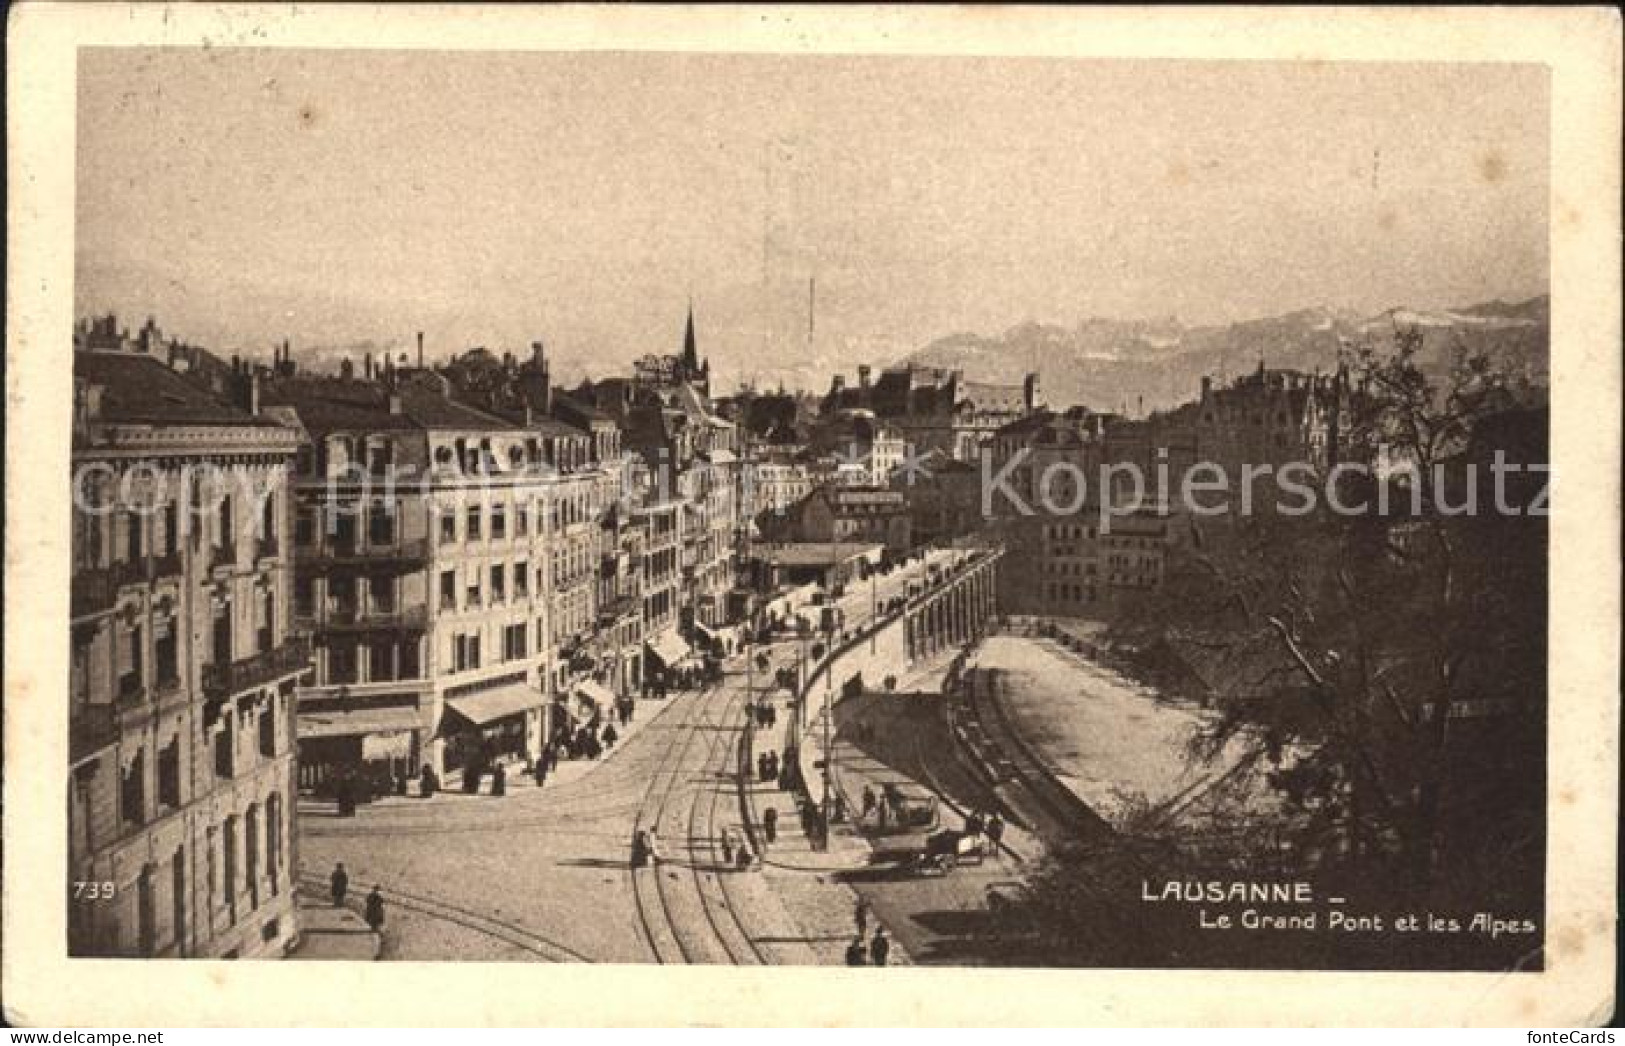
<box><xmin>69</xmin><ymin>349</ymin><xmax>305</xmax><ymax>958</ymax></box>
<box><xmin>264</xmin><ymin>367</ymin><xmax>562</xmax><ymax>792</ymax></box>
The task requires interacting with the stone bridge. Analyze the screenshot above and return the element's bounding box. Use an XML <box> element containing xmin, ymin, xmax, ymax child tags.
<box><xmin>902</xmin><ymin>547</ymin><xmax>1002</xmax><ymax>661</ymax></box>
<box><xmin>796</xmin><ymin>545</ymin><xmax>1005</xmax><ymax>711</ymax></box>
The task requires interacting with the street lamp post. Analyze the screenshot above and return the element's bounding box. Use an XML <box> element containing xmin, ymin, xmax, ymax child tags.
<box><xmin>819</xmin><ymin>616</ymin><xmax>837</xmax><ymax>831</ymax></box>
<box><xmin>870</xmin><ymin>568</ymin><xmax>878</xmax><ymax>653</ymax></box>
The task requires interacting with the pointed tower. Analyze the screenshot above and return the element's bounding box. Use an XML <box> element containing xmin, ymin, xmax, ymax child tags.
<box><xmin>681</xmin><ymin>302</ymin><xmax>700</xmax><ymax>378</ymax></box>
<box><xmin>679</xmin><ymin>303</ymin><xmax>705</xmax><ymax>397</ymax></box>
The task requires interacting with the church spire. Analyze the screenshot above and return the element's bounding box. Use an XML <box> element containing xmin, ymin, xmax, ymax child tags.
<box><xmin>681</xmin><ymin>301</ymin><xmax>699</xmax><ymax>375</ymax></box>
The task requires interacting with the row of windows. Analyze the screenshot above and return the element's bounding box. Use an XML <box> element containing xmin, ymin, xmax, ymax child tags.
<box><xmin>79</xmin><ymin>492</ymin><xmax>280</xmax><ymax>572</ymax></box>
<box><xmin>105</xmin><ymin>691</ymin><xmax>286</xmax><ymax>840</ymax></box>
<box><xmin>433</xmin><ymin>494</ymin><xmax>602</xmax><ymax>542</ymax></box>
<box><xmin>71</xmin><ymin>789</ymin><xmax>288</xmax><ymax>958</ymax></box>
<box><xmin>448</xmin><ymin>620</ymin><xmax>543</xmax><ymax>674</ymax></box>
<box><xmin>438</xmin><ymin>562</ymin><xmax>533</xmax><ymax>611</ymax></box>
<box><xmin>1047</xmin><ymin>582</ymin><xmax>1098</xmax><ymax>605</ymax></box>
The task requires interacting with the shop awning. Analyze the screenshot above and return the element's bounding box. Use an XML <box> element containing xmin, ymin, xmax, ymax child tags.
<box><xmin>644</xmin><ymin>632</ymin><xmax>690</xmax><ymax>667</ymax></box>
<box><xmin>574</xmin><ymin>679</ymin><xmax>617</xmax><ymax>709</ymax></box>
<box><xmin>444</xmin><ymin>683</ymin><xmax>546</xmax><ymax>727</ymax></box>
<box><xmin>299</xmin><ymin>706</ymin><xmax>422</xmax><ymax>741</ymax></box>
<box><xmin>362</xmin><ymin>731</ymin><xmax>414</xmax><ymax>761</ymax></box>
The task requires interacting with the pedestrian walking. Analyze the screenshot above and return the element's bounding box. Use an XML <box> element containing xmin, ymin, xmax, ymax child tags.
<box><xmin>419</xmin><ymin>764</ymin><xmax>438</xmax><ymax>799</ymax></box>
<box><xmin>734</xmin><ymin>844</ymin><xmax>754</xmax><ymax>872</ymax></box>
<box><xmin>330</xmin><ymin>862</ymin><xmax>349</xmax><ymax>907</ymax></box>
<box><xmin>861</xmin><ymin>786</ymin><xmax>877</xmax><ymax>821</ymax></box>
<box><xmin>603</xmin><ymin>722</ymin><xmax>619</xmax><ymax>749</ymax></box>
<box><xmin>720</xmin><ymin>827</ymin><xmax>735</xmax><ymax>865</ymax></box>
<box><xmin>631</xmin><ymin>829</ymin><xmax>650</xmax><ymax>869</ymax></box>
<box><xmin>844</xmin><ymin>936</ymin><xmax>867</xmax><ymax>966</ymax></box>
<box><xmin>870</xmin><ymin>928</ymin><xmax>890</xmax><ymax>967</ymax></box>
<box><xmin>854</xmin><ymin>897</ymin><xmax>869</xmax><ymax>937</ymax></box>
<box><xmin>763</xmin><ymin>806</ymin><xmax>778</xmax><ymax>845</ymax></box>
<box><xmin>966</xmin><ymin>810</ymin><xmax>984</xmax><ymax>838</ymax></box>
<box><xmin>647</xmin><ymin>825</ymin><xmax>662</xmax><ymax>867</ymax></box>
<box><xmin>491</xmin><ymin>762</ymin><xmax>506</xmax><ymax>797</ymax></box>
<box><xmin>365</xmin><ymin>886</ymin><xmax>386</xmax><ymax>933</ymax></box>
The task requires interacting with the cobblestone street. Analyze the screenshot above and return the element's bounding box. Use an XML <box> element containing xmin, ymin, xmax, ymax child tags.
<box><xmin>295</xmin><ymin>553</ymin><xmax>974</xmax><ymax>964</ymax></box>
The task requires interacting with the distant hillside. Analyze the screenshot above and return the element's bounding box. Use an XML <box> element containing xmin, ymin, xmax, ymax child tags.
<box><xmin>901</xmin><ymin>296</ymin><xmax>1549</xmax><ymax>414</ymax></box>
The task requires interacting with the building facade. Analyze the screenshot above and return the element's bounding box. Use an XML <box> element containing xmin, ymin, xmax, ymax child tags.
<box><xmin>266</xmin><ymin>368</ymin><xmax>559</xmax><ymax>790</ymax></box>
<box><xmin>69</xmin><ymin>348</ymin><xmax>305</xmax><ymax>958</ymax></box>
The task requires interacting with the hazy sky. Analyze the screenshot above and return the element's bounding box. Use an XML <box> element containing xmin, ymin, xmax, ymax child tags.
<box><xmin>77</xmin><ymin>50</ymin><xmax>1548</xmax><ymax>385</ymax></box>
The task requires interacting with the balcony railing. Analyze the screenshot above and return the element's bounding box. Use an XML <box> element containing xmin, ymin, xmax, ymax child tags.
<box><xmin>202</xmin><ymin>638</ymin><xmax>312</xmax><ymax>700</ymax></box>
<box><xmin>117</xmin><ymin>672</ymin><xmax>144</xmax><ymax>703</ymax></box>
<box><xmin>306</xmin><ymin>537</ymin><xmax>429</xmax><ymax>567</ymax></box>
<box><xmin>321</xmin><ymin>604</ymin><xmax>429</xmax><ymax>632</ymax></box>
<box><xmin>151</xmin><ymin>550</ymin><xmax>183</xmax><ymax>581</ymax></box>
<box><xmin>71</xmin><ymin>551</ymin><xmax>186</xmax><ymax>616</ymax></box>
<box><xmin>70</xmin><ymin>702</ymin><xmax>118</xmax><ymax>764</ymax></box>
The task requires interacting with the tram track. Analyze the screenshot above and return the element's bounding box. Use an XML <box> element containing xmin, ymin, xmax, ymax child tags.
<box><xmin>297</xmin><ymin>872</ymin><xmax>593</xmax><ymax>963</ymax></box>
<box><xmin>628</xmin><ymin>658</ymin><xmax>772</xmax><ymax>965</ymax></box>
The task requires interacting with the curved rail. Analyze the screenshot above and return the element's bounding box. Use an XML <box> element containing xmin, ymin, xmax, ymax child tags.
<box><xmin>297</xmin><ymin>873</ymin><xmax>592</xmax><ymax>963</ymax></box>
<box><xmin>628</xmin><ymin>672</ymin><xmax>768</xmax><ymax>965</ymax></box>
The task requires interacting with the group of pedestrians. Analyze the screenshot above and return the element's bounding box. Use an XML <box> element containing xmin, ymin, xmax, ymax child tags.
<box><xmin>755</xmin><ymin>749</ymin><xmax>782</xmax><ymax>783</ymax></box>
<box><xmin>798</xmin><ymin>798</ymin><xmax>829</xmax><ymax>850</ymax></box>
<box><xmin>964</xmin><ymin>808</ymin><xmax>1007</xmax><ymax>856</ymax></box>
<box><xmin>630</xmin><ymin>826</ymin><xmax>661</xmax><ymax>869</ymax></box>
<box><xmin>845</xmin><ymin>899</ymin><xmax>891</xmax><ymax>966</ymax></box>
<box><xmin>329</xmin><ymin>862</ymin><xmax>386</xmax><ymax>935</ymax></box>
<box><xmin>750</xmin><ymin>700</ymin><xmax>778</xmax><ymax>730</ymax></box>
<box><xmin>717</xmin><ymin>827</ymin><xmax>757</xmax><ymax>872</ymax></box>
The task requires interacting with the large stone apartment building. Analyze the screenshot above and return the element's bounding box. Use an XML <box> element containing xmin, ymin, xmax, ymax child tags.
<box><xmin>69</xmin><ymin>347</ymin><xmax>305</xmax><ymax>958</ymax></box>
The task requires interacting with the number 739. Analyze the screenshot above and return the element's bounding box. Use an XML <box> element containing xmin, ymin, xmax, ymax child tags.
<box><xmin>73</xmin><ymin>880</ymin><xmax>116</xmax><ymax>900</ymax></box>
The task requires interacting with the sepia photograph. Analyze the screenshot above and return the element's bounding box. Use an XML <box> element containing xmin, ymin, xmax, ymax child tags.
<box><xmin>6</xmin><ymin>3</ymin><xmax>1620</xmax><ymax>1029</ymax></box>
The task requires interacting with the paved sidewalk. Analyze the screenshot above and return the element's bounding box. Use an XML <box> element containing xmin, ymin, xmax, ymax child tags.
<box><xmin>289</xmin><ymin>890</ymin><xmax>382</xmax><ymax>961</ymax></box>
<box><xmin>733</xmin><ymin>688</ymin><xmax>912</xmax><ymax>965</ymax></box>
<box><xmin>298</xmin><ymin>689</ymin><xmax>684</xmax><ymax>818</ymax></box>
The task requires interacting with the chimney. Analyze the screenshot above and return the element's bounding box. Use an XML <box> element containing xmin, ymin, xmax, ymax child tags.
<box><xmin>339</xmin><ymin>358</ymin><xmax>355</xmax><ymax>381</ymax></box>
<box><xmin>1201</xmin><ymin>375</ymin><xmax>1213</xmax><ymax>398</ymax></box>
<box><xmin>416</xmin><ymin>331</ymin><xmax>424</xmax><ymax>370</ymax></box>
<box><xmin>858</xmin><ymin>364</ymin><xmax>871</xmax><ymax>389</ymax></box>
<box><xmin>365</xmin><ymin>352</ymin><xmax>376</xmax><ymax>380</ymax></box>
<box><xmin>248</xmin><ymin>372</ymin><xmax>261</xmax><ymax>416</ymax></box>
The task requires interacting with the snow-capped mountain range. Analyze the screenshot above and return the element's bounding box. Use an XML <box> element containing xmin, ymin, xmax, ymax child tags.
<box><xmin>901</xmin><ymin>296</ymin><xmax>1548</xmax><ymax>414</ymax></box>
